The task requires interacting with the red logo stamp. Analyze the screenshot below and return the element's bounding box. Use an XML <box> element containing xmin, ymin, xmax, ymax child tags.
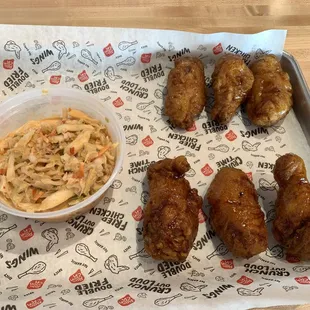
<box><xmin>295</xmin><ymin>276</ymin><xmax>310</xmax><ymax>285</ymax></box>
<box><xmin>201</xmin><ymin>164</ymin><xmax>213</xmax><ymax>176</ymax></box>
<box><xmin>198</xmin><ymin>209</ymin><xmax>207</xmax><ymax>224</ymax></box>
<box><xmin>246</xmin><ymin>172</ymin><xmax>253</xmax><ymax>181</ymax></box>
<box><xmin>78</xmin><ymin>70</ymin><xmax>89</xmax><ymax>82</ymax></box>
<box><xmin>286</xmin><ymin>254</ymin><xmax>300</xmax><ymax>263</ymax></box>
<box><xmin>103</xmin><ymin>43</ymin><xmax>114</xmax><ymax>57</ymax></box>
<box><xmin>113</xmin><ymin>97</ymin><xmax>124</xmax><ymax>108</ymax></box>
<box><xmin>69</xmin><ymin>269</ymin><xmax>85</xmax><ymax>284</ymax></box>
<box><xmin>220</xmin><ymin>259</ymin><xmax>234</xmax><ymax>270</ymax></box>
<box><xmin>213</xmin><ymin>43</ymin><xmax>223</xmax><ymax>55</ymax></box>
<box><xmin>118</xmin><ymin>294</ymin><xmax>135</xmax><ymax>306</ymax></box>
<box><xmin>26</xmin><ymin>296</ymin><xmax>44</xmax><ymax>309</ymax></box>
<box><xmin>237</xmin><ymin>275</ymin><xmax>253</xmax><ymax>285</ymax></box>
<box><xmin>19</xmin><ymin>225</ymin><xmax>34</xmax><ymax>241</ymax></box>
<box><xmin>27</xmin><ymin>279</ymin><xmax>46</xmax><ymax>290</ymax></box>
<box><xmin>186</xmin><ymin>122</ymin><xmax>196</xmax><ymax>132</ymax></box>
<box><xmin>225</xmin><ymin>130</ymin><xmax>237</xmax><ymax>141</ymax></box>
<box><xmin>132</xmin><ymin>206</ymin><xmax>144</xmax><ymax>221</ymax></box>
<box><xmin>50</xmin><ymin>75</ymin><xmax>61</xmax><ymax>85</ymax></box>
<box><xmin>3</xmin><ymin>59</ymin><xmax>14</xmax><ymax>70</ymax></box>
<box><xmin>142</xmin><ymin>135</ymin><xmax>154</xmax><ymax>147</ymax></box>
<box><xmin>141</xmin><ymin>53</ymin><xmax>152</xmax><ymax>63</ymax></box>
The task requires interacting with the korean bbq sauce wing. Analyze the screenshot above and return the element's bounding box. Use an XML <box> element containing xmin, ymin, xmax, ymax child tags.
<box><xmin>211</xmin><ymin>54</ymin><xmax>254</xmax><ymax>124</ymax></box>
<box><xmin>143</xmin><ymin>156</ymin><xmax>202</xmax><ymax>261</ymax></box>
<box><xmin>273</xmin><ymin>153</ymin><xmax>310</xmax><ymax>260</ymax></box>
<box><xmin>165</xmin><ymin>57</ymin><xmax>206</xmax><ymax>129</ymax></box>
<box><xmin>207</xmin><ymin>167</ymin><xmax>268</xmax><ymax>258</ymax></box>
<box><xmin>246</xmin><ymin>55</ymin><xmax>293</xmax><ymax>127</ymax></box>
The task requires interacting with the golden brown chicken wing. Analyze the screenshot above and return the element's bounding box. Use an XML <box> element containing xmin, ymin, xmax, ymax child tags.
<box><xmin>165</xmin><ymin>57</ymin><xmax>206</xmax><ymax>129</ymax></box>
<box><xmin>273</xmin><ymin>153</ymin><xmax>310</xmax><ymax>260</ymax></box>
<box><xmin>246</xmin><ymin>55</ymin><xmax>293</xmax><ymax>127</ymax></box>
<box><xmin>207</xmin><ymin>168</ymin><xmax>268</xmax><ymax>258</ymax></box>
<box><xmin>143</xmin><ymin>156</ymin><xmax>202</xmax><ymax>261</ymax></box>
<box><xmin>211</xmin><ymin>54</ymin><xmax>254</xmax><ymax>124</ymax></box>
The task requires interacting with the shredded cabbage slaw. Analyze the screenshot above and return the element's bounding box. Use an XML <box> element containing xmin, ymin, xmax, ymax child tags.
<box><xmin>0</xmin><ymin>108</ymin><xmax>117</xmax><ymax>212</ymax></box>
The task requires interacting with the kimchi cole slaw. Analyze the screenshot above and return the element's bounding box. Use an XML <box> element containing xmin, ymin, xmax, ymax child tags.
<box><xmin>0</xmin><ymin>88</ymin><xmax>125</xmax><ymax>221</ymax></box>
<box><xmin>0</xmin><ymin>108</ymin><xmax>117</xmax><ymax>212</ymax></box>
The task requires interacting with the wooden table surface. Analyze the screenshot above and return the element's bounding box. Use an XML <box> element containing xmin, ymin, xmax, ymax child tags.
<box><xmin>1</xmin><ymin>0</ymin><xmax>310</xmax><ymax>85</ymax></box>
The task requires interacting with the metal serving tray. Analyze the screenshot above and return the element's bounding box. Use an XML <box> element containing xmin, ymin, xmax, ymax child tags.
<box><xmin>281</xmin><ymin>51</ymin><xmax>310</xmax><ymax>144</ymax></box>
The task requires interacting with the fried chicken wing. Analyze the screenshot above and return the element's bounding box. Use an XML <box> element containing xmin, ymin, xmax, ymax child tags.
<box><xmin>211</xmin><ymin>54</ymin><xmax>254</xmax><ymax>124</ymax></box>
<box><xmin>207</xmin><ymin>168</ymin><xmax>268</xmax><ymax>258</ymax></box>
<box><xmin>143</xmin><ymin>156</ymin><xmax>202</xmax><ymax>261</ymax></box>
<box><xmin>165</xmin><ymin>57</ymin><xmax>206</xmax><ymax>129</ymax></box>
<box><xmin>273</xmin><ymin>153</ymin><xmax>310</xmax><ymax>260</ymax></box>
<box><xmin>247</xmin><ymin>55</ymin><xmax>293</xmax><ymax>127</ymax></box>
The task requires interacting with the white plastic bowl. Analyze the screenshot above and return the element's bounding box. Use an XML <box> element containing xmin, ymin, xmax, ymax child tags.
<box><xmin>0</xmin><ymin>88</ymin><xmax>125</xmax><ymax>222</ymax></box>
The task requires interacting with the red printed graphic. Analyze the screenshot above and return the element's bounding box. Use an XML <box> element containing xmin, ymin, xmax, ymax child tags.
<box><xmin>286</xmin><ymin>254</ymin><xmax>300</xmax><ymax>263</ymax></box>
<box><xmin>246</xmin><ymin>172</ymin><xmax>253</xmax><ymax>181</ymax></box>
<box><xmin>69</xmin><ymin>269</ymin><xmax>85</xmax><ymax>284</ymax></box>
<box><xmin>198</xmin><ymin>208</ymin><xmax>207</xmax><ymax>224</ymax></box>
<box><xmin>78</xmin><ymin>70</ymin><xmax>89</xmax><ymax>82</ymax></box>
<box><xmin>186</xmin><ymin>122</ymin><xmax>196</xmax><ymax>132</ymax></box>
<box><xmin>118</xmin><ymin>294</ymin><xmax>135</xmax><ymax>306</ymax></box>
<box><xmin>103</xmin><ymin>43</ymin><xmax>115</xmax><ymax>57</ymax></box>
<box><xmin>27</xmin><ymin>279</ymin><xmax>46</xmax><ymax>290</ymax></box>
<box><xmin>220</xmin><ymin>259</ymin><xmax>234</xmax><ymax>270</ymax></box>
<box><xmin>50</xmin><ymin>75</ymin><xmax>61</xmax><ymax>85</ymax></box>
<box><xmin>201</xmin><ymin>164</ymin><xmax>213</xmax><ymax>176</ymax></box>
<box><xmin>213</xmin><ymin>43</ymin><xmax>223</xmax><ymax>55</ymax></box>
<box><xmin>3</xmin><ymin>59</ymin><xmax>14</xmax><ymax>70</ymax></box>
<box><xmin>132</xmin><ymin>206</ymin><xmax>144</xmax><ymax>221</ymax></box>
<box><xmin>142</xmin><ymin>135</ymin><xmax>154</xmax><ymax>147</ymax></box>
<box><xmin>237</xmin><ymin>275</ymin><xmax>253</xmax><ymax>285</ymax></box>
<box><xmin>141</xmin><ymin>53</ymin><xmax>152</xmax><ymax>63</ymax></box>
<box><xmin>113</xmin><ymin>97</ymin><xmax>124</xmax><ymax>108</ymax></box>
<box><xmin>19</xmin><ymin>225</ymin><xmax>34</xmax><ymax>241</ymax></box>
<box><xmin>26</xmin><ymin>296</ymin><xmax>44</xmax><ymax>309</ymax></box>
<box><xmin>295</xmin><ymin>276</ymin><xmax>310</xmax><ymax>285</ymax></box>
<box><xmin>225</xmin><ymin>130</ymin><xmax>237</xmax><ymax>141</ymax></box>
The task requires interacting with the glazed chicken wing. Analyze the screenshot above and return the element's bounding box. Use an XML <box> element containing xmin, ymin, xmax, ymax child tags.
<box><xmin>211</xmin><ymin>54</ymin><xmax>254</xmax><ymax>124</ymax></box>
<box><xmin>273</xmin><ymin>153</ymin><xmax>310</xmax><ymax>260</ymax></box>
<box><xmin>165</xmin><ymin>57</ymin><xmax>206</xmax><ymax>129</ymax></box>
<box><xmin>207</xmin><ymin>168</ymin><xmax>268</xmax><ymax>258</ymax></box>
<box><xmin>247</xmin><ymin>55</ymin><xmax>293</xmax><ymax>127</ymax></box>
<box><xmin>143</xmin><ymin>156</ymin><xmax>202</xmax><ymax>261</ymax></box>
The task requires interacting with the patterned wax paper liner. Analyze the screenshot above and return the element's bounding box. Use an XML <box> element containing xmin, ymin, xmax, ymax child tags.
<box><xmin>0</xmin><ymin>25</ymin><xmax>309</xmax><ymax>310</ymax></box>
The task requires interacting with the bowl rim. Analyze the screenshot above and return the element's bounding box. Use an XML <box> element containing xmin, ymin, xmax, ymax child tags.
<box><xmin>0</xmin><ymin>88</ymin><xmax>125</xmax><ymax>219</ymax></box>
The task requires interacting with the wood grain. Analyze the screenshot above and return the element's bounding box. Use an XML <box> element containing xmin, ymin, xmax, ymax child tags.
<box><xmin>1</xmin><ymin>0</ymin><xmax>310</xmax><ymax>85</ymax></box>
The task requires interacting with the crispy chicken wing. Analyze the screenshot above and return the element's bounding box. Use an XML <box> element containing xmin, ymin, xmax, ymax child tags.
<box><xmin>207</xmin><ymin>168</ymin><xmax>268</xmax><ymax>258</ymax></box>
<box><xmin>247</xmin><ymin>55</ymin><xmax>293</xmax><ymax>127</ymax></box>
<box><xmin>143</xmin><ymin>156</ymin><xmax>202</xmax><ymax>261</ymax></box>
<box><xmin>165</xmin><ymin>57</ymin><xmax>206</xmax><ymax>129</ymax></box>
<box><xmin>211</xmin><ymin>54</ymin><xmax>254</xmax><ymax>124</ymax></box>
<box><xmin>273</xmin><ymin>153</ymin><xmax>310</xmax><ymax>260</ymax></box>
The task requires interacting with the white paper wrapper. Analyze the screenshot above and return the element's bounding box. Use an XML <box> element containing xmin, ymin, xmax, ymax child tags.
<box><xmin>0</xmin><ymin>25</ymin><xmax>309</xmax><ymax>310</ymax></box>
